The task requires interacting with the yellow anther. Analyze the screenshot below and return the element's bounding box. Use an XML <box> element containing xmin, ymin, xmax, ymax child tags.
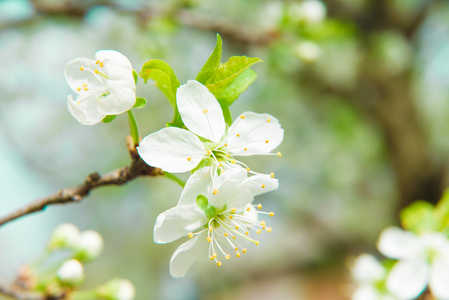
<box><xmin>231</xmin><ymin>207</ymin><xmax>237</xmax><ymax>213</ymax></box>
<box><xmin>261</xmin><ymin>184</ymin><xmax>266</xmax><ymax>188</ymax></box>
<box><xmin>207</xmin><ymin>150</ymin><xmax>212</xmax><ymax>155</ymax></box>
<box><xmin>244</xmin><ymin>147</ymin><xmax>248</xmax><ymax>151</ymax></box>
<box><xmin>99</xmin><ymin>62</ymin><xmax>104</xmax><ymax>67</ymax></box>
<box><xmin>188</xmin><ymin>232</ymin><xmax>194</xmax><ymax>238</ymax></box>
<box><xmin>255</xmin><ymin>240</ymin><xmax>260</xmax><ymax>245</ymax></box>
<box><xmin>246</xmin><ymin>167</ymin><xmax>250</xmax><ymax>172</ymax></box>
<box><xmin>236</xmin><ymin>252</ymin><xmax>241</xmax><ymax>258</ymax></box>
<box><xmin>94</xmin><ymin>69</ymin><xmax>100</xmax><ymax>74</ymax></box>
<box><xmin>242</xmin><ymin>248</ymin><xmax>247</xmax><ymax>254</ymax></box>
<box><xmin>267</xmin><ymin>118</ymin><xmax>271</xmax><ymax>123</ymax></box>
<box><xmin>96</xmin><ymin>60</ymin><xmax>100</xmax><ymax>64</ymax></box>
<box><xmin>241</xmin><ymin>115</ymin><xmax>245</xmax><ymax>119</ymax></box>
<box><xmin>256</xmin><ymin>229</ymin><xmax>262</xmax><ymax>234</ymax></box>
<box><xmin>217</xmin><ymin>261</ymin><xmax>222</xmax><ymax>266</ymax></box>
<box><xmin>211</xmin><ymin>253</ymin><xmax>217</xmax><ymax>259</ymax></box>
<box><xmin>227</xmin><ymin>154</ymin><xmax>231</xmax><ymax>157</ymax></box>
<box><xmin>266</xmin><ymin>227</ymin><xmax>272</xmax><ymax>233</ymax></box>
<box><xmin>186</xmin><ymin>157</ymin><xmax>191</xmax><ymax>161</ymax></box>
<box><xmin>234</xmin><ymin>247</ymin><xmax>238</xmax><ymax>251</ymax></box>
<box><xmin>245</xmin><ymin>231</ymin><xmax>249</xmax><ymax>235</ymax></box>
<box><xmin>262</xmin><ymin>225</ymin><xmax>266</xmax><ymax>230</ymax></box>
<box><xmin>270</xmin><ymin>172</ymin><xmax>275</xmax><ymax>178</ymax></box>
<box><xmin>236</xmin><ymin>134</ymin><xmax>240</xmax><ymax>137</ymax></box>
<box><xmin>207</xmin><ymin>237</ymin><xmax>212</xmax><ymax>242</ymax></box>
<box><xmin>265</xmin><ymin>140</ymin><xmax>269</xmax><ymax>143</ymax></box>
<box><xmin>232</xmin><ymin>236</ymin><xmax>236</xmax><ymax>240</ymax></box>
<box><xmin>246</xmin><ymin>207</ymin><xmax>251</xmax><ymax>211</ymax></box>
<box><xmin>77</xmin><ymin>87</ymin><xmax>81</xmax><ymax>92</ymax></box>
<box><xmin>203</xmin><ymin>109</ymin><xmax>208</xmax><ymax>113</ymax></box>
<box><xmin>225</xmin><ymin>254</ymin><xmax>231</xmax><ymax>260</ymax></box>
<box><xmin>257</xmin><ymin>204</ymin><xmax>262</xmax><ymax>209</ymax></box>
<box><xmin>83</xmin><ymin>87</ymin><xmax>88</xmax><ymax>91</ymax></box>
<box><xmin>80</xmin><ymin>66</ymin><xmax>84</xmax><ymax>71</ymax></box>
<box><xmin>209</xmin><ymin>226</ymin><xmax>213</xmax><ymax>232</ymax></box>
<box><xmin>213</xmin><ymin>188</ymin><xmax>219</xmax><ymax>195</ymax></box>
<box><xmin>269</xmin><ymin>212</ymin><xmax>275</xmax><ymax>217</ymax></box>
<box><xmin>260</xmin><ymin>221</ymin><xmax>266</xmax><ymax>226</ymax></box>
<box><xmin>235</xmin><ymin>225</ymin><xmax>239</xmax><ymax>230</ymax></box>
<box><xmin>224</xmin><ymin>143</ymin><xmax>228</xmax><ymax>147</ymax></box>
<box><xmin>229</xmin><ymin>215</ymin><xmax>233</xmax><ymax>219</ymax></box>
<box><xmin>277</xmin><ymin>152</ymin><xmax>282</xmax><ymax>157</ymax></box>
<box><xmin>231</xmin><ymin>159</ymin><xmax>236</xmax><ymax>164</ymax></box>
<box><xmin>82</xmin><ymin>83</ymin><xmax>88</xmax><ymax>87</ymax></box>
<box><xmin>224</xmin><ymin>232</ymin><xmax>228</xmax><ymax>237</ymax></box>
<box><xmin>219</xmin><ymin>163</ymin><xmax>223</xmax><ymax>167</ymax></box>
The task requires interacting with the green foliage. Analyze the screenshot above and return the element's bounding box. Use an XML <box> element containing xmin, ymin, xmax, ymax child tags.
<box><xmin>140</xmin><ymin>59</ymin><xmax>182</xmax><ymax>127</ymax></box>
<box><xmin>132</xmin><ymin>69</ymin><xmax>138</xmax><ymax>84</ymax></box>
<box><xmin>196</xmin><ymin>34</ymin><xmax>222</xmax><ymax>84</ymax></box>
<box><xmin>400</xmin><ymin>201</ymin><xmax>438</xmax><ymax>234</ymax></box>
<box><xmin>102</xmin><ymin>115</ymin><xmax>117</xmax><ymax>123</ymax></box>
<box><xmin>133</xmin><ymin>97</ymin><xmax>147</xmax><ymax>109</ymax></box>
<box><xmin>435</xmin><ymin>189</ymin><xmax>449</xmax><ymax>234</ymax></box>
<box><xmin>217</xmin><ymin>68</ymin><xmax>258</xmax><ymax>107</ymax></box>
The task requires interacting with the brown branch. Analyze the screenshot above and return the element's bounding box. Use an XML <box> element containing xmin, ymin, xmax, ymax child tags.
<box><xmin>0</xmin><ymin>280</ymin><xmax>43</xmax><ymax>300</ymax></box>
<box><xmin>0</xmin><ymin>138</ymin><xmax>162</xmax><ymax>227</ymax></box>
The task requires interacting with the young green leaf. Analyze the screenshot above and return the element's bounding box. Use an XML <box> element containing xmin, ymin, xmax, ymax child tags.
<box><xmin>102</xmin><ymin>115</ymin><xmax>117</xmax><ymax>123</ymax></box>
<box><xmin>133</xmin><ymin>69</ymin><xmax>138</xmax><ymax>84</ymax></box>
<box><xmin>133</xmin><ymin>97</ymin><xmax>147</xmax><ymax>109</ymax></box>
<box><xmin>400</xmin><ymin>201</ymin><xmax>438</xmax><ymax>234</ymax></box>
<box><xmin>217</xmin><ymin>68</ymin><xmax>258</xmax><ymax>106</ymax></box>
<box><xmin>196</xmin><ymin>34</ymin><xmax>223</xmax><ymax>84</ymax></box>
<box><xmin>434</xmin><ymin>189</ymin><xmax>449</xmax><ymax>231</ymax></box>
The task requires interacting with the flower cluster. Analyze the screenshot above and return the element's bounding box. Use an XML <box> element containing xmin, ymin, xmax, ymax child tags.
<box><xmin>351</xmin><ymin>227</ymin><xmax>449</xmax><ymax>300</ymax></box>
<box><xmin>137</xmin><ymin>80</ymin><xmax>284</xmax><ymax>277</ymax></box>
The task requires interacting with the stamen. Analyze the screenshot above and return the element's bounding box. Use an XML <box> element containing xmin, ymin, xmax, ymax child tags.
<box><xmin>231</xmin><ymin>159</ymin><xmax>236</xmax><ymax>164</ymax></box>
<box><xmin>83</xmin><ymin>87</ymin><xmax>88</xmax><ymax>91</ymax></box>
<box><xmin>267</xmin><ymin>118</ymin><xmax>271</xmax><ymax>123</ymax></box>
<box><xmin>236</xmin><ymin>134</ymin><xmax>240</xmax><ymax>137</ymax></box>
<box><xmin>188</xmin><ymin>232</ymin><xmax>194</xmax><ymax>238</ymax></box>
<box><xmin>77</xmin><ymin>87</ymin><xmax>81</xmax><ymax>92</ymax></box>
<box><xmin>225</xmin><ymin>254</ymin><xmax>231</xmax><ymax>260</ymax></box>
<box><xmin>265</xmin><ymin>140</ymin><xmax>269</xmax><ymax>143</ymax></box>
<box><xmin>266</xmin><ymin>227</ymin><xmax>272</xmax><ymax>233</ymax></box>
<box><xmin>94</xmin><ymin>69</ymin><xmax>100</xmax><ymax>74</ymax></box>
<box><xmin>245</xmin><ymin>231</ymin><xmax>249</xmax><ymax>235</ymax></box>
<box><xmin>247</xmin><ymin>167</ymin><xmax>250</xmax><ymax>172</ymax></box>
<box><xmin>207</xmin><ymin>150</ymin><xmax>212</xmax><ymax>155</ymax></box>
<box><xmin>269</xmin><ymin>212</ymin><xmax>274</xmax><ymax>217</ymax></box>
<box><xmin>236</xmin><ymin>252</ymin><xmax>241</xmax><ymax>257</ymax></box>
<box><xmin>217</xmin><ymin>261</ymin><xmax>222</xmax><ymax>266</ymax></box>
<box><xmin>271</xmin><ymin>172</ymin><xmax>275</xmax><ymax>178</ymax></box>
<box><xmin>257</xmin><ymin>204</ymin><xmax>262</xmax><ymax>209</ymax></box>
<box><xmin>256</xmin><ymin>229</ymin><xmax>262</xmax><ymax>234</ymax></box>
<box><xmin>235</xmin><ymin>225</ymin><xmax>239</xmax><ymax>230</ymax></box>
<box><xmin>210</xmin><ymin>253</ymin><xmax>217</xmax><ymax>260</ymax></box>
<box><xmin>246</xmin><ymin>207</ymin><xmax>251</xmax><ymax>212</ymax></box>
<box><xmin>261</xmin><ymin>184</ymin><xmax>266</xmax><ymax>188</ymax></box>
<box><xmin>244</xmin><ymin>148</ymin><xmax>248</xmax><ymax>151</ymax></box>
<box><xmin>82</xmin><ymin>84</ymin><xmax>87</xmax><ymax>87</ymax></box>
<box><xmin>229</xmin><ymin>215</ymin><xmax>233</xmax><ymax>219</ymax></box>
<box><xmin>96</xmin><ymin>60</ymin><xmax>100</xmax><ymax>64</ymax></box>
<box><xmin>99</xmin><ymin>62</ymin><xmax>104</xmax><ymax>67</ymax></box>
<box><xmin>224</xmin><ymin>143</ymin><xmax>228</xmax><ymax>147</ymax></box>
<box><xmin>213</xmin><ymin>188</ymin><xmax>219</xmax><ymax>195</ymax></box>
<box><xmin>203</xmin><ymin>109</ymin><xmax>208</xmax><ymax>113</ymax></box>
<box><xmin>187</xmin><ymin>157</ymin><xmax>192</xmax><ymax>161</ymax></box>
<box><xmin>231</xmin><ymin>208</ymin><xmax>237</xmax><ymax>213</ymax></box>
<box><xmin>80</xmin><ymin>66</ymin><xmax>84</xmax><ymax>71</ymax></box>
<box><xmin>224</xmin><ymin>232</ymin><xmax>228</xmax><ymax>237</ymax></box>
<box><xmin>207</xmin><ymin>237</ymin><xmax>212</xmax><ymax>242</ymax></box>
<box><xmin>277</xmin><ymin>152</ymin><xmax>282</xmax><ymax>157</ymax></box>
<box><xmin>241</xmin><ymin>115</ymin><xmax>245</xmax><ymax>119</ymax></box>
<box><xmin>242</xmin><ymin>248</ymin><xmax>247</xmax><ymax>254</ymax></box>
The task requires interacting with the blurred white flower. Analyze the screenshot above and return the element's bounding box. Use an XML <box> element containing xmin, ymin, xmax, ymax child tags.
<box><xmin>56</xmin><ymin>259</ymin><xmax>84</xmax><ymax>285</ymax></box>
<box><xmin>48</xmin><ymin>223</ymin><xmax>80</xmax><ymax>250</ymax></box>
<box><xmin>351</xmin><ymin>254</ymin><xmax>397</xmax><ymax>300</ymax></box>
<box><xmin>97</xmin><ymin>278</ymin><xmax>136</xmax><ymax>300</ymax></box>
<box><xmin>289</xmin><ymin>0</ymin><xmax>327</xmax><ymax>24</ymax></box>
<box><xmin>377</xmin><ymin>227</ymin><xmax>449</xmax><ymax>299</ymax></box>
<box><xmin>153</xmin><ymin>166</ymin><xmax>278</xmax><ymax>278</ymax></box>
<box><xmin>65</xmin><ymin>50</ymin><xmax>136</xmax><ymax>125</ymax></box>
<box><xmin>138</xmin><ymin>80</ymin><xmax>283</xmax><ymax>175</ymax></box>
<box><xmin>294</xmin><ymin>41</ymin><xmax>322</xmax><ymax>63</ymax></box>
<box><xmin>76</xmin><ymin>230</ymin><xmax>104</xmax><ymax>262</ymax></box>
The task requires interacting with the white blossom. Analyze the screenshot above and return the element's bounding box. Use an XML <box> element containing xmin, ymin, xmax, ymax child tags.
<box><xmin>97</xmin><ymin>279</ymin><xmax>136</xmax><ymax>300</ymax></box>
<box><xmin>137</xmin><ymin>80</ymin><xmax>283</xmax><ymax>175</ymax></box>
<box><xmin>76</xmin><ymin>230</ymin><xmax>104</xmax><ymax>262</ymax></box>
<box><xmin>65</xmin><ymin>50</ymin><xmax>136</xmax><ymax>125</ymax></box>
<box><xmin>153</xmin><ymin>166</ymin><xmax>278</xmax><ymax>278</ymax></box>
<box><xmin>377</xmin><ymin>227</ymin><xmax>449</xmax><ymax>299</ymax></box>
<box><xmin>289</xmin><ymin>0</ymin><xmax>326</xmax><ymax>24</ymax></box>
<box><xmin>56</xmin><ymin>259</ymin><xmax>84</xmax><ymax>285</ymax></box>
<box><xmin>48</xmin><ymin>223</ymin><xmax>80</xmax><ymax>250</ymax></box>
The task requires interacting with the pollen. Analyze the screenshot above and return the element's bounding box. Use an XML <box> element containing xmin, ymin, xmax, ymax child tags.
<box><xmin>219</xmin><ymin>163</ymin><xmax>223</xmax><ymax>167</ymax></box>
<box><xmin>225</xmin><ymin>254</ymin><xmax>231</xmax><ymax>260</ymax></box>
<box><xmin>256</xmin><ymin>229</ymin><xmax>262</xmax><ymax>234</ymax></box>
<box><xmin>241</xmin><ymin>115</ymin><xmax>245</xmax><ymax>119</ymax></box>
<box><xmin>203</xmin><ymin>109</ymin><xmax>208</xmax><ymax>113</ymax></box>
<box><xmin>257</xmin><ymin>204</ymin><xmax>262</xmax><ymax>209</ymax></box>
<box><xmin>265</xmin><ymin>140</ymin><xmax>269</xmax><ymax>143</ymax></box>
<box><xmin>207</xmin><ymin>237</ymin><xmax>212</xmax><ymax>242</ymax></box>
<box><xmin>246</xmin><ymin>207</ymin><xmax>251</xmax><ymax>211</ymax></box>
<box><xmin>242</xmin><ymin>248</ymin><xmax>247</xmax><ymax>254</ymax></box>
<box><xmin>77</xmin><ymin>87</ymin><xmax>81</xmax><ymax>92</ymax></box>
<box><xmin>244</xmin><ymin>147</ymin><xmax>248</xmax><ymax>151</ymax></box>
<box><xmin>229</xmin><ymin>215</ymin><xmax>233</xmax><ymax>219</ymax></box>
<box><xmin>188</xmin><ymin>232</ymin><xmax>194</xmax><ymax>238</ymax></box>
<box><xmin>266</xmin><ymin>227</ymin><xmax>272</xmax><ymax>233</ymax></box>
<box><xmin>245</xmin><ymin>231</ymin><xmax>249</xmax><ymax>235</ymax></box>
<box><xmin>277</xmin><ymin>152</ymin><xmax>282</xmax><ymax>157</ymax></box>
<box><xmin>213</xmin><ymin>188</ymin><xmax>219</xmax><ymax>195</ymax></box>
<box><xmin>236</xmin><ymin>134</ymin><xmax>240</xmax><ymax>137</ymax></box>
<box><xmin>269</xmin><ymin>212</ymin><xmax>275</xmax><ymax>217</ymax></box>
<box><xmin>227</xmin><ymin>154</ymin><xmax>231</xmax><ymax>157</ymax></box>
<box><xmin>235</xmin><ymin>247</ymin><xmax>238</xmax><ymax>251</ymax></box>
<box><xmin>267</xmin><ymin>118</ymin><xmax>271</xmax><ymax>123</ymax></box>
<box><xmin>96</xmin><ymin>60</ymin><xmax>100</xmax><ymax>64</ymax></box>
<box><xmin>235</xmin><ymin>225</ymin><xmax>239</xmax><ymax>229</ymax></box>
<box><xmin>80</xmin><ymin>66</ymin><xmax>84</xmax><ymax>71</ymax></box>
<box><xmin>99</xmin><ymin>62</ymin><xmax>104</xmax><ymax>67</ymax></box>
<box><xmin>186</xmin><ymin>157</ymin><xmax>192</xmax><ymax>161</ymax></box>
<box><xmin>261</xmin><ymin>184</ymin><xmax>266</xmax><ymax>188</ymax></box>
<box><xmin>94</xmin><ymin>69</ymin><xmax>100</xmax><ymax>74</ymax></box>
<box><xmin>211</xmin><ymin>253</ymin><xmax>217</xmax><ymax>260</ymax></box>
<box><xmin>270</xmin><ymin>172</ymin><xmax>275</xmax><ymax>178</ymax></box>
<box><xmin>83</xmin><ymin>87</ymin><xmax>88</xmax><ymax>91</ymax></box>
<box><xmin>224</xmin><ymin>232</ymin><xmax>228</xmax><ymax>237</ymax></box>
<box><xmin>246</xmin><ymin>167</ymin><xmax>250</xmax><ymax>172</ymax></box>
<box><xmin>231</xmin><ymin>207</ymin><xmax>237</xmax><ymax>213</ymax></box>
<box><xmin>82</xmin><ymin>84</ymin><xmax>87</xmax><ymax>87</ymax></box>
<box><xmin>224</xmin><ymin>143</ymin><xmax>228</xmax><ymax>147</ymax></box>
<box><xmin>217</xmin><ymin>261</ymin><xmax>222</xmax><ymax>266</ymax></box>
<box><xmin>207</xmin><ymin>150</ymin><xmax>212</xmax><ymax>155</ymax></box>
<box><xmin>231</xmin><ymin>159</ymin><xmax>236</xmax><ymax>164</ymax></box>
<box><xmin>255</xmin><ymin>240</ymin><xmax>260</xmax><ymax>245</ymax></box>
<box><xmin>232</xmin><ymin>236</ymin><xmax>236</xmax><ymax>240</ymax></box>
<box><xmin>236</xmin><ymin>252</ymin><xmax>241</xmax><ymax>258</ymax></box>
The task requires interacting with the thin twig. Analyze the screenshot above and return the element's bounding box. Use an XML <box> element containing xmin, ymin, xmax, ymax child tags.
<box><xmin>0</xmin><ymin>280</ymin><xmax>43</xmax><ymax>300</ymax></box>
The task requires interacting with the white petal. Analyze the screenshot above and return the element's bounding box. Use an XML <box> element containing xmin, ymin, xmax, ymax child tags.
<box><xmin>67</xmin><ymin>94</ymin><xmax>106</xmax><ymax>125</ymax></box>
<box><xmin>225</xmin><ymin>112</ymin><xmax>284</xmax><ymax>156</ymax></box>
<box><xmin>352</xmin><ymin>254</ymin><xmax>386</xmax><ymax>283</ymax></box>
<box><xmin>169</xmin><ymin>234</ymin><xmax>209</xmax><ymax>278</ymax></box>
<box><xmin>208</xmin><ymin>166</ymin><xmax>248</xmax><ymax>209</ymax></box>
<box><xmin>429</xmin><ymin>259</ymin><xmax>449</xmax><ymax>299</ymax></box>
<box><xmin>97</xmin><ymin>87</ymin><xmax>136</xmax><ymax>115</ymax></box>
<box><xmin>352</xmin><ymin>285</ymin><xmax>381</xmax><ymax>300</ymax></box>
<box><xmin>95</xmin><ymin>50</ymin><xmax>133</xmax><ymax>72</ymax></box>
<box><xmin>386</xmin><ymin>260</ymin><xmax>428</xmax><ymax>299</ymax></box>
<box><xmin>153</xmin><ymin>205</ymin><xmax>207</xmax><ymax>244</ymax></box>
<box><xmin>377</xmin><ymin>227</ymin><xmax>422</xmax><ymax>260</ymax></box>
<box><xmin>176</xmin><ymin>80</ymin><xmax>225</xmax><ymax>142</ymax></box>
<box><xmin>245</xmin><ymin>174</ymin><xmax>279</xmax><ymax>197</ymax></box>
<box><xmin>178</xmin><ymin>167</ymin><xmax>212</xmax><ymax>206</ymax></box>
<box><xmin>65</xmin><ymin>58</ymin><xmax>106</xmax><ymax>95</ymax></box>
<box><xmin>137</xmin><ymin>127</ymin><xmax>206</xmax><ymax>173</ymax></box>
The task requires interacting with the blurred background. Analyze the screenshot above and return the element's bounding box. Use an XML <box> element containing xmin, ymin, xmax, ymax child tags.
<box><xmin>1</xmin><ymin>0</ymin><xmax>449</xmax><ymax>299</ymax></box>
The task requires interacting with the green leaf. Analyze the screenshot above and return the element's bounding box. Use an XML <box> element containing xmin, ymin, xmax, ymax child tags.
<box><xmin>217</xmin><ymin>68</ymin><xmax>258</xmax><ymax>106</ymax></box>
<box><xmin>434</xmin><ymin>189</ymin><xmax>449</xmax><ymax>232</ymax></box>
<box><xmin>133</xmin><ymin>69</ymin><xmax>138</xmax><ymax>84</ymax></box>
<box><xmin>206</xmin><ymin>56</ymin><xmax>262</xmax><ymax>101</ymax></box>
<box><xmin>102</xmin><ymin>115</ymin><xmax>117</xmax><ymax>123</ymax></box>
<box><xmin>400</xmin><ymin>201</ymin><xmax>438</xmax><ymax>234</ymax></box>
<box><xmin>133</xmin><ymin>97</ymin><xmax>147</xmax><ymax>109</ymax></box>
<box><xmin>196</xmin><ymin>34</ymin><xmax>223</xmax><ymax>84</ymax></box>
<box><xmin>140</xmin><ymin>59</ymin><xmax>183</xmax><ymax>127</ymax></box>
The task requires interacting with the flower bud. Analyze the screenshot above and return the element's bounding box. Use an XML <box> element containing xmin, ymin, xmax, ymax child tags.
<box><xmin>294</xmin><ymin>41</ymin><xmax>321</xmax><ymax>63</ymax></box>
<box><xmin>97</xmin><ymin>279</ymin><xmax>136</xmax><ymax>300</ymax></box>
<box><xmin>56</xmin><ymin>259</ymin><xmax>84</xmax><ymax>286</ymax></box>
<box><xmin>48</xmin><ymin>223</ymin><xmax>80</xmax><ymax>250</ymax></box>
<box><xmin>289</xmin><ymin>0</ymin><xmax>326</xmax><ymax>24</ymax></box>
<box><xmin>75</xmin><ymin>230</ymin><xmax>104</xmax><ymax>262</ymax></box>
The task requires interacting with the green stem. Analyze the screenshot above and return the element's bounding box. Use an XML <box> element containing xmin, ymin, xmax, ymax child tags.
<box><xmin>127</xmin><ymin>110</ymin><xmax>140</xmax><ymax>145</ymax></box>
<box><xmin>29</xmin><ymin>249</ymin><xmax>51</xmax><ymax>268</ymax></box>
<box><xmin>164</xmin><ymin>172</ymin><xmax>186</xmax><ymax>187</ymax></box>
<box><xmin>72</xmin><ymin>289</ymin><xmax>98</xmax><ymax>300</ymax></box>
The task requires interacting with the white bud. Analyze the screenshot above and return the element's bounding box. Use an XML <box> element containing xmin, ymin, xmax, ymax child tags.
<box><xmin>289</xmin><ymin>0</ymin><xmax>326</xmax><ymax>24</ymax></box>
<box><xmin>76</xmin><ymin>230</ymin><xmax>104</xmax><ymax>262</ymax></box>
<box><xmin>294</xmin><ymin>41</ymin><xmax>321</xmax><ymax>63</ymax></box>
<box><xmin>48</xmin><ymin>223</ymin><xmax>80</xmax><ymax>250</ymax></box>
<box><xmin>56</xmin><ymin>259</ymin><xmax>84</xmax><ymax>285</ymax></box>
<box><xmin>97</xmin><ymin>278</ymin><xmax>136</xmax><ymax>300</ymax></box>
